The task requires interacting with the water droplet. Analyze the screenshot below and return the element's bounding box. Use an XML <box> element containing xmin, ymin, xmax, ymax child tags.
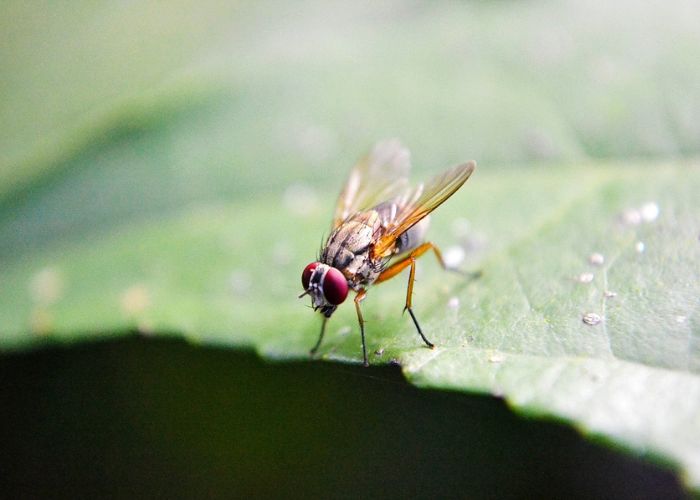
<box><xmin>578</xmin><ymin>272</ymin><xmax>594</xmax><ymax>284</ymax></box>
<box><xmin>443</xmin><ymin>245</ymin><xmax>465</xmax><ymax>268</ymax></box>
<box><xmin>582</xmin><ymin>312</ymin><xmax>603</xmax><ymax>326</ymax></box>
<box><xmin>588</xmin><ymin>253</ymin><xmax>605</xmax><ymax>266</ymax></box>
<box><xmin>621</xmin><ymin>203</ymin><xmax>659</xmax><ymax>226</ymax></box>
<box><xmin>640</xmin><ymin>202</ymin><xmax>659</xmax><ymax>222</ymax></box>
<box><xmin>635</xmin><ymin>241</ymin><xmax>645</xmax><ymax>253</ymax></box>
<box><xmin>488</xmin><ymin>352</ymin><xmax>505</xmax><ymax>363</ymax></box>
<box><xmin>621</xmin><ymin>209</ymin><xmax>642</xmax><ymax>226</ymax></box>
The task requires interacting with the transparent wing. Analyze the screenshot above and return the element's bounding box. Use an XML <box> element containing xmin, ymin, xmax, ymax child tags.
<box><xmin>372</xmin><ymin>161</ymin><xmax>476</xmax><ymax>258</ymax></box>
<box><xmin>332</xmin><ymin>139</ymin><xmax>411</xmax><ymax>229</ymax></box>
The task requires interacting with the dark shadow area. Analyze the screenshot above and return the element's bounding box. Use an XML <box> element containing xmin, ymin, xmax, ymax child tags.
<box><xmin>0</xmin><ymin>337</ymin><xmax>687</xmax><ymax>499</ymax></box>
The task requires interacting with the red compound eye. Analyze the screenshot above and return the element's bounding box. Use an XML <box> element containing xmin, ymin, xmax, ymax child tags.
<box><xmin>302</xmin><ymin>262</ymin><xmax>319</xmax><ymax>290</ymax></box>
<box><xmin>322</xmin><ymin>267</ymin><xmax>349</xmax><ymax>305</ymax></box>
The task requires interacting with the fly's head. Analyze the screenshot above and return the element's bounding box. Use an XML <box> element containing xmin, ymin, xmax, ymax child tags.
<box><xmin>301</xmin><ymin>262</ymin><xmax>349</xmax><ymax>317</ymax></box>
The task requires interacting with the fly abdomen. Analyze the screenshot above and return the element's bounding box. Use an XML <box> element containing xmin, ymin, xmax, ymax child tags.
<box><xmin>395</xmin><ymin>216</ymin><xmax>430</xmax><ymax>254</ymax></box>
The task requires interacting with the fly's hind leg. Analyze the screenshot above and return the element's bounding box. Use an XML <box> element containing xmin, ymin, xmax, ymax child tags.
<box><xmin>375</xmin><ymin>242</ymin><xmax>448</xmax><ymax>349</ymax></box>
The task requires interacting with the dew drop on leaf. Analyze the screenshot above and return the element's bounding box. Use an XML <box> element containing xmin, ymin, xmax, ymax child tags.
<box><xmin>640</xmin><ymin>202</ymin><xmax>660</xmax><ymax>222</ymax></box>
<box><xmin>578</xmin><ymin>272</ymin><xmax>594</xmax><ymax>284</ymax></box>
<box><xmin>621</xmin><ymin>208</ymin><xmax>642</xmax><ymax>226</ymax></box>
<box><xmin>582</xmin><ymin>312</ymin><xmax>603</xmax><ymax>326</ymax></box>
<box><xmin>488</xmin><ymin>351</ymin><xmax>505</xmax><ymax>363</ymax></box>
<box><xmin>588</xmin><ymin>252</ymin><xmax>605</xmax><ymax>266</ymax></box>
<box><xmin>443</xmin><ymin>245</ymin><xmax>466</xmax><ymax>268</ymax></box>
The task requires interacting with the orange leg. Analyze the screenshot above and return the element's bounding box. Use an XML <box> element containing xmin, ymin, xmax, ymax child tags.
<box><xmin>374</xmin><ymin>242</ymin><xmax>449</xmax><ymax>349</ymax></box>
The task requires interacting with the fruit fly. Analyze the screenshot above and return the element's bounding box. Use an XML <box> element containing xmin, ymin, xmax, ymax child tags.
<box><xmin>300</xmin><ymin>140</ymin><xmax>476</xmax><ymax>366</ymax></box>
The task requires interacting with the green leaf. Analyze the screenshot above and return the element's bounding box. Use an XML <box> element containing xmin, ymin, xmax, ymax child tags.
<box><xmin>2</xmin><ymin>156</ymin><xmax>699</xmax><ymax>490</ymax></box>
<box><xmin>1</xmin><ymin>0</ymin><xmax>700</xmax><ymax>494</ymax></box>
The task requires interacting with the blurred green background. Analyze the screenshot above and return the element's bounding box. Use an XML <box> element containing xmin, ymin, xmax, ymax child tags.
<box><xmin>1</xmin><ymin>0</ymin><xmax>699</xmax><ymax>497</ymax></box>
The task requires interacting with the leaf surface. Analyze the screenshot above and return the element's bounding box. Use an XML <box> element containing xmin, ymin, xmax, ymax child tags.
<box><xmin>1</xmin><ymin>0</ymin><xmax>699</xmax><ymax>493</ymax></box>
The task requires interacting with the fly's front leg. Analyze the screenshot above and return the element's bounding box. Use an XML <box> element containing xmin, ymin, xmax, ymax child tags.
<box><xmin>354</xmin><ymin>289</ymin><xmax>369</xmax><ymax>367</ymax></box>
<box><xmin>310</xmin><ymin>316</ymin><xmax>328</xmax><ymax>356</ymax></box>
